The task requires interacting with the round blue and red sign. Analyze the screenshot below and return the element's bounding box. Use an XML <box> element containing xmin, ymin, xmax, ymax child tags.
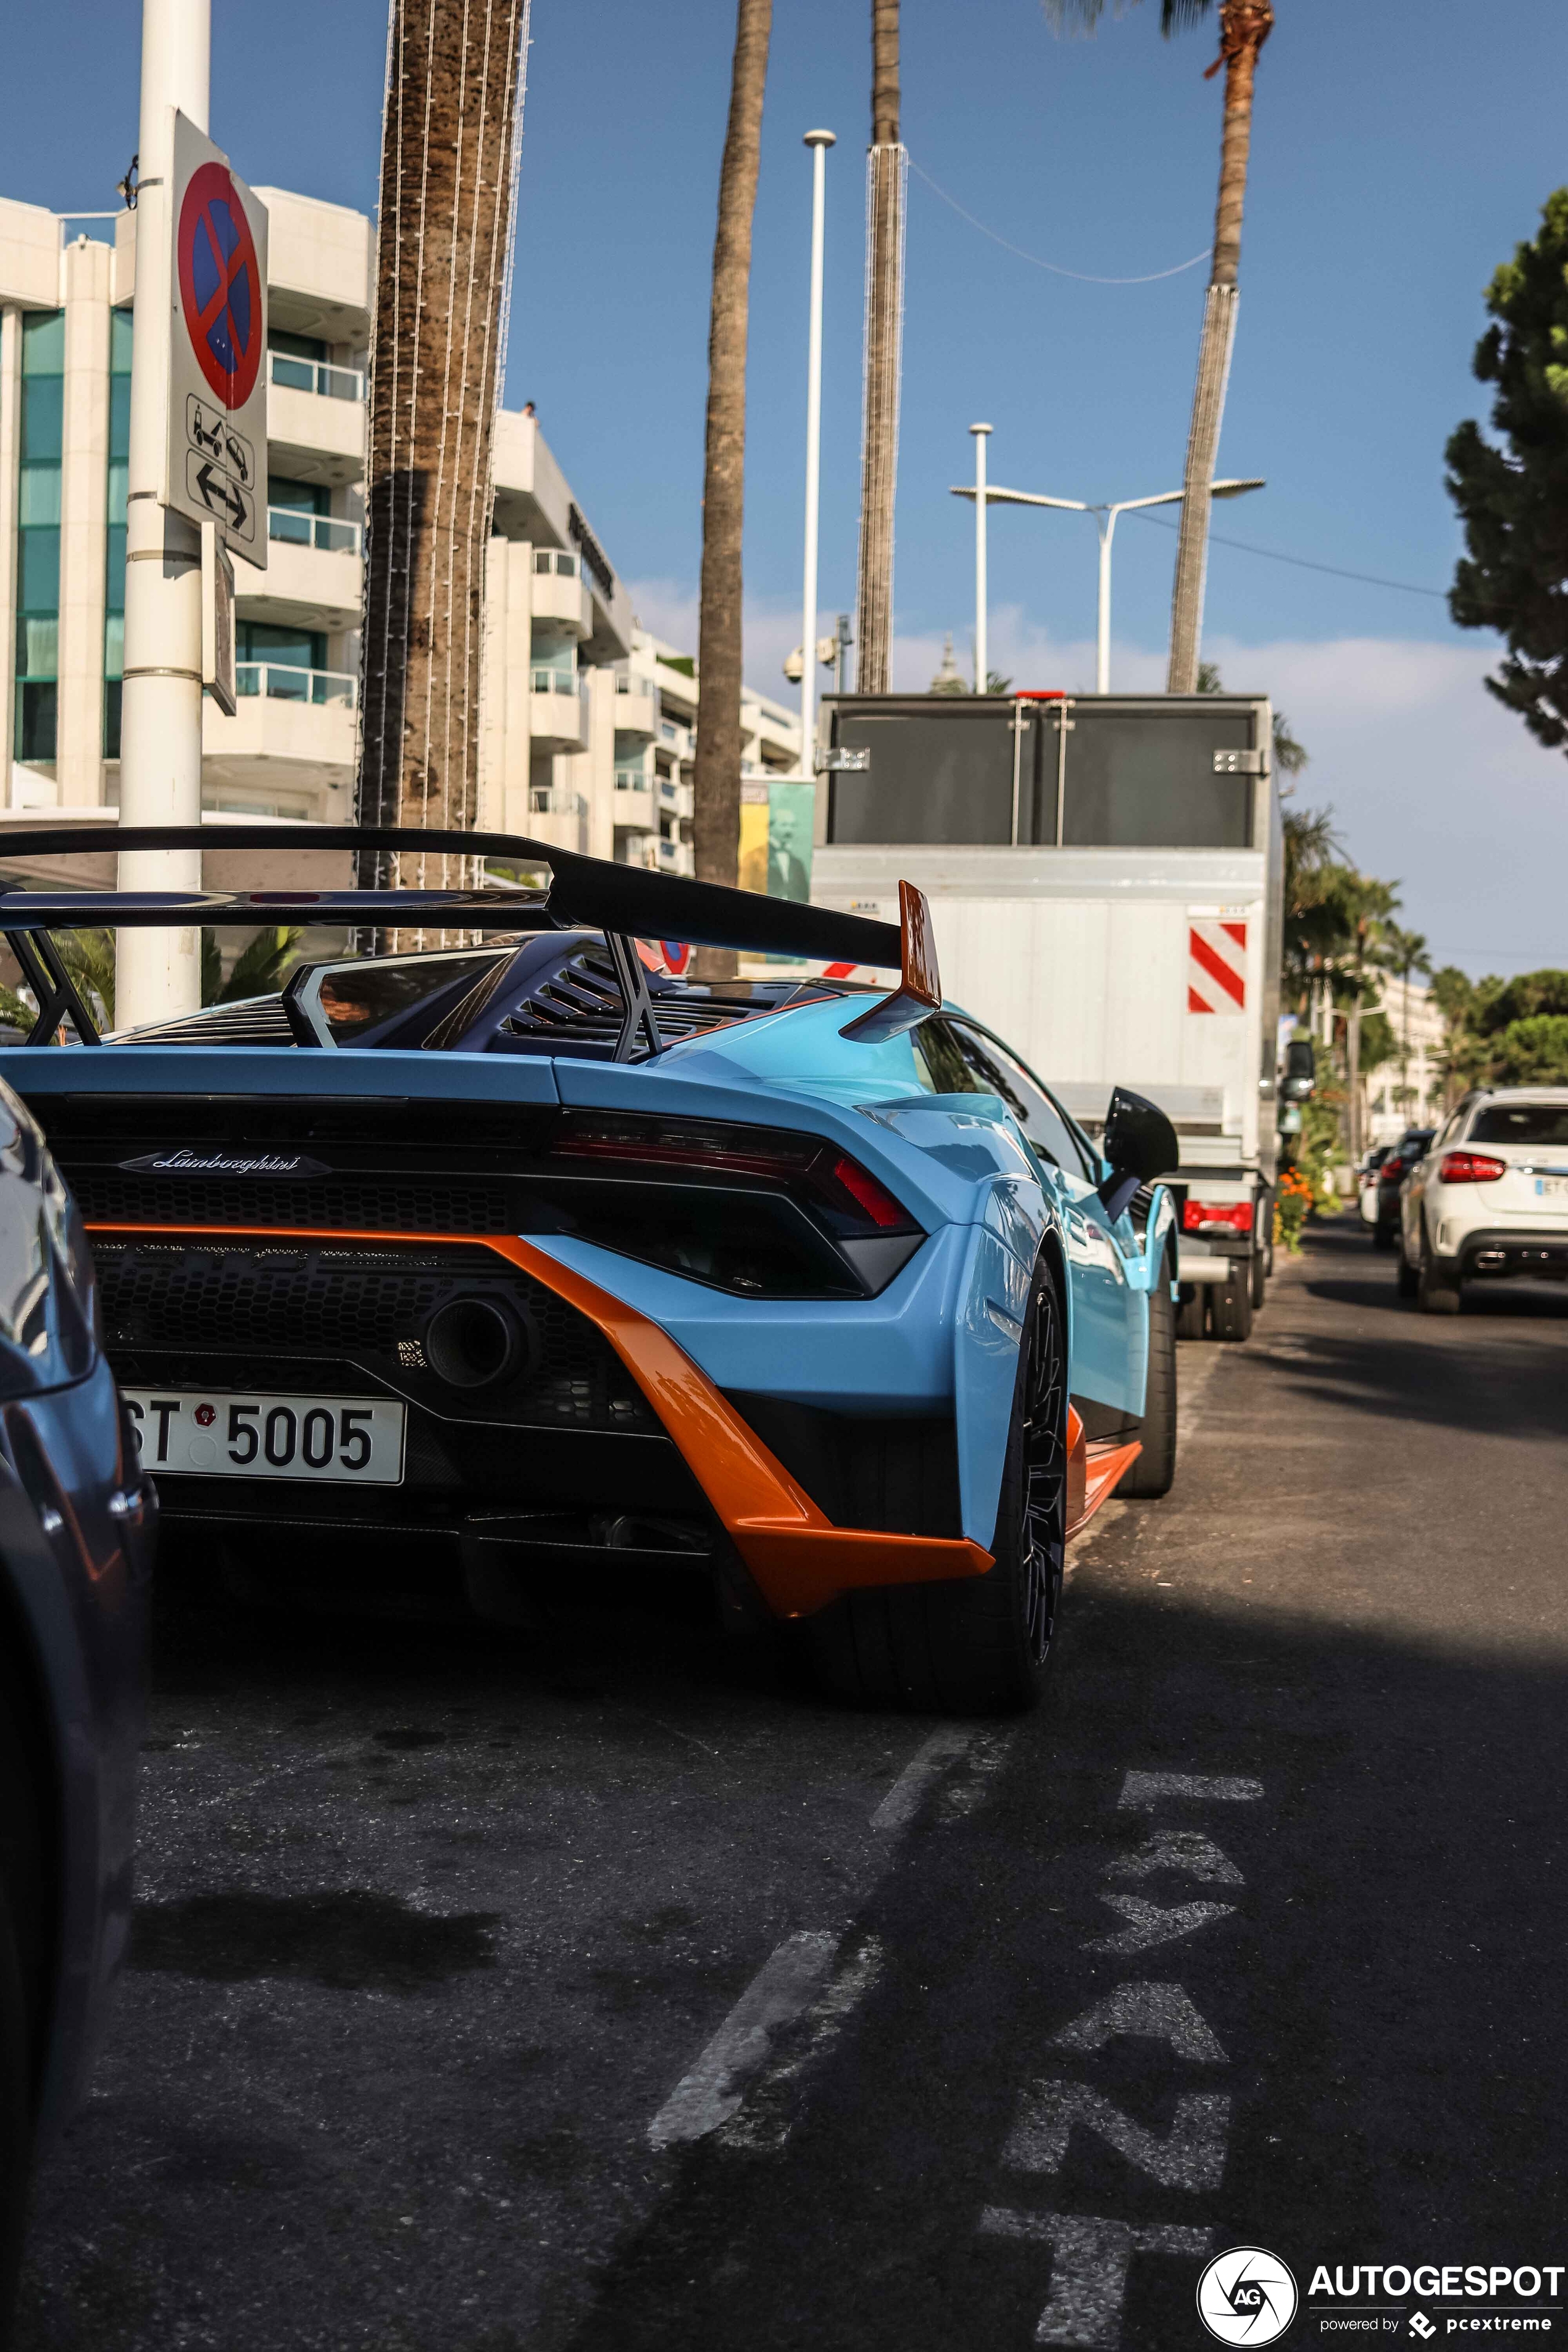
<box><xmin>177</xmin><ymin>161</ymin><xmax>263</xmax><ymax>409</ymax></box>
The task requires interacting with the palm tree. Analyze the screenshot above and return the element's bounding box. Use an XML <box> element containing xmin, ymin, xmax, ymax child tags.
<box><xmin>1047</xmin><ymin>0</ymin><xmax>1275</xmax><ymax>691</ymax></box>
<box><xmin>854</xmin><ymin>0</ymin><xmax>906</xmax><ymax>694</ymax></box>
<box><xmin>357</xmin><ymin>0</ymin><xmax>530</xmax><ymax>942</ymax></box>
<box><xmin>692</xmin><ymin>0</ymin><xmax>774</xmax><ymax>977</ymax></box>
<box><xmin>1380</xmin><ymin>922</ymin><xmax>1432</xmax><ymax>1113</ymax></box>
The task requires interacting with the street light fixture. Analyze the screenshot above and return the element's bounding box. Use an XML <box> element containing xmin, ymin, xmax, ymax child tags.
<box><xmin>951</xmin><ymin>445</ymin><xmax>1264</xmax><ymax>694</ymax></box>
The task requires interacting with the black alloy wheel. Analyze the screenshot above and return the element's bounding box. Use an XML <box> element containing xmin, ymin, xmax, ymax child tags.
<box><xmin>1210</xmin><ymin>1266</ymin><xmax>1254</xmax><ymax>1341</ymax></box>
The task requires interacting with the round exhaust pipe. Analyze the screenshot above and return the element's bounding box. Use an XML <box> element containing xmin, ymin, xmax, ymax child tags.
<box><xmin>423</xmin><ymin>1296</ymin><xmax>531</xmax><ymax>1390</ymax></box>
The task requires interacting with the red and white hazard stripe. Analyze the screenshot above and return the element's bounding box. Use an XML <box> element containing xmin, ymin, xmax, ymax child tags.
<box><xmin>1187</xmin><ymin>919</ymin><xmax>1248</xmax><ymax>1014</ymax></box>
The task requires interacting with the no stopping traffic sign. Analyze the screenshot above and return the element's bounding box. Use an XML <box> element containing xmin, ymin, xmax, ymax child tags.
<box><xmin>177</xmin><ymin>162</ymin><xmax>264</xmax><ymax>410</ymax></box>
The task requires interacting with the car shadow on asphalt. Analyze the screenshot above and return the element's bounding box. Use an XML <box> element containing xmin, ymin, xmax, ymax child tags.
<box><xmin>556</xmin><ymin>1578</ymin><xmax>1568</xmax><ymax>2352</ymax></box>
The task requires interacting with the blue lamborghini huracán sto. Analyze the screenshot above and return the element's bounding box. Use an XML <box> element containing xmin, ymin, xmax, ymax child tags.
<box><xmin>0</xmin><ymin>826</ymin><xmax>1180</xmax><ymax>1713</ymax></box>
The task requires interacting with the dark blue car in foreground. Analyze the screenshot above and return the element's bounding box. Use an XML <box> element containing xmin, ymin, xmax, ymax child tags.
<box><xmin>0</xmin><ymin>1079</ymin><xmax>152</xmax><ymax>2337</ymax></box>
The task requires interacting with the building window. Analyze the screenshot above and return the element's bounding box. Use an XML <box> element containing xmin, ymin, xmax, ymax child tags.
<box><xmin>15</xmin><ymin>311</ymin><xmax>64</xmax><ymax>765</ymax></box>
<box><xmin>104</xmin><ymin>307</ymin><xmax>131</xmax><ymax>758</ymax></box>
<box><xmin>236</xmin><ymin>619</ymin><xmax>325</xmax><ymax>675</ymax></box>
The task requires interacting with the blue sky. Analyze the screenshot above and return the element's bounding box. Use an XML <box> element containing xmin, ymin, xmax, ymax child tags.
<box><xmin>8</xmin><ymin>0</ymin><xmax>1568</xmax><ymax>971</ymax></box>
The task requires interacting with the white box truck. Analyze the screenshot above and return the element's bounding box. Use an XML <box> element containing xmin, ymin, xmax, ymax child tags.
<box><xmin>810</xmin><ymin>691</ymin><xmax>1285</xmax><ymax>1340</ymax></box>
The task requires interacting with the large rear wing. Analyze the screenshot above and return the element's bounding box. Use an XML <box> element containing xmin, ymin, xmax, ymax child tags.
<box><xmin>0</xmin><ymin>825</ymin><xmax>935</xmax><ymax>1056</ymax></box>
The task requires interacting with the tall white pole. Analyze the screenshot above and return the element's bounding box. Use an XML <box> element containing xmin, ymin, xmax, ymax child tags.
<box><xmin>799</xmin><ymin>130</ymin><xmax>834</xmax><ymax>779</ymax></box>
<box><xmin>1096</xmin><ymin>507</ymin><xmax>1119</xmax><ymax>695</ymax></box>
<box><xmin>117</xmin><ymin>0</ymin><xmax>211</xmax><ymax>1030</ymax></box>
<box><xmin>970</xmin><ymin>422</ymin><xmax>991</xmax><ymax>693</ymax></box>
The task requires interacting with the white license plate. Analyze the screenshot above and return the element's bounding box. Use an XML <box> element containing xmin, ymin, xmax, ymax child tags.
<box><xmin>1534</xmin><ymin>1178</ymin><xmax>1568</xmax><ymax>1200</ymax></box>
<box><xmin>123</xmin><ymin>1390</ymin><xmax>406</xmax><ymax>1484</ymax></box>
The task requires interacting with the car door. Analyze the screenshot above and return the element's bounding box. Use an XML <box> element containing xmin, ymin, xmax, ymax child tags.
<box><xmin>943</xmin><ymin>1018</ymin><xmax>1137</xmax><ymax>1415</ymax></box>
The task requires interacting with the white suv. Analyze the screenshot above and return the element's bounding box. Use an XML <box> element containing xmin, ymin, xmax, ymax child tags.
<box><xmin>1399</xmin><ymin>1088</ymin><xmax>1568</xmax><ymax>1313</ymax></box>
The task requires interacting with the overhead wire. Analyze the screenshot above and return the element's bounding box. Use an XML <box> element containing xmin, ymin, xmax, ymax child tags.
<box><xmin>908</xmin><ymin>154</ymin><xmax>1211</xmax><ymax>285</ymax></box>
<box><xmin>1125</xmin><ymin>506</ymin><xmax>1449</xmax><ymax>599</ymax></box>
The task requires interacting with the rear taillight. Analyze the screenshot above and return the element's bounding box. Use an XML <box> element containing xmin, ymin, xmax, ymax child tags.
<box><xmin>548</xmin><ymin>1111</ymin><xmax>921</xmax><ymax>1235</ymax></box>
<box><xmin>1438</xmin><ymin>1151</ymin><xmax>1508</xmax><ymax>1184</ymax></box>
<box><xmin>1182</xmin><ymin>1199</ymin><xmax>1254</xmax><ymax>1233</ymax></box>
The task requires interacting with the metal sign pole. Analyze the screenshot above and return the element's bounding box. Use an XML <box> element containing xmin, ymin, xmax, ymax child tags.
<box><xmin>117</xmin><ymin>0</ymin><xmax>211</xmax><ymax>1030</ymax></box>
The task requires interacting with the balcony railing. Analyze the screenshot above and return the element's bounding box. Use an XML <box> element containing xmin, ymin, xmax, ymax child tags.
<box><xmin>615</xmin><ymin>674</ymin><xmax>656</xmax><ymax>701</ymax></box>
<box><xmin>267</xmin><ymin>352</ymin><xmax>364</xmax><ymax>402</ymax></box>
<box><xmin>530</xmin><ymin>669</ymin><xmax>578</xmax><ymax>696</ymax></box>
<box><xmin>235</xmin><ymin>662</ymin><xmax>358</xmax><ymax>709</ymax></box>
<box><xmin>614</xmin><ymin>769</ymin><xmax>651</xmax><ymax>792</ymax></box>
<box><xmin>533</xmin><ymin>549</ymin><xmax>581</xmax><ymax>578</ymax></box>
<box><xmin>529</xmin><ymin>786</ymin><xmax>586</xmax><ymax>816</ymax></box>
<box><xmin>268</xmin><ymin>507</ymin><xmax>362</xmax><ymax>556</ymax></box>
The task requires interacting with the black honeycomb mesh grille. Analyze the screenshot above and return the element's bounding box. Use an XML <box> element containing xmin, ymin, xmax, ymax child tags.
<box><xmin>93</xmin><ymin>1239</ymin><xmax>656</xmax><ymax>1433</ymax></box>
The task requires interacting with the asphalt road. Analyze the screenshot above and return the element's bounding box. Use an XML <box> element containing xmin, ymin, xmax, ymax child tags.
<box><xmin>17</xmin><ymin>1220</ymin><xmax>1568</xmax><ymax>2351</ymax></box>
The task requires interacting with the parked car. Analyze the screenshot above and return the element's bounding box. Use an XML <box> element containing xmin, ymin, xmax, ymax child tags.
<box><xmin>0</xmin><ymin>1079</ymin><xmax>152</xmax><ymax>2335</ymax></box>
<box><xmin>1372</xmin><ymin>1128</ymin><xmax>1435</xmax><ymax>1248</ymax></box>
<box><xmin>1357</xmin><ymin>1145</ymin><xmax>1392</xmax><ymax>1227</ymax></box>
<box><xmin>0</xmin><ymin>824</ymin><xmax>1179</xmax><ymax>1720</ymax></box>
<box><xmin>1399</xmin><ymin>1088</ymin><xmax>1568</xmax><ymax>1314</ymax></box>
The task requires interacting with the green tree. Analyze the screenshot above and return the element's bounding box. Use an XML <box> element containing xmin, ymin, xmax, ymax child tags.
<box><xmin>1447</xmin><ymin>190</ymin><xmax>1568</xmax><ymax>754</ymax></box>
<box><xmin>200</xmin><ymin>927</ymin><xmax>303</xmax><ymax>1008</ymax></box>
<box><xmin>1489</xmin><ymin>1014</ymin><xmax>1568</xmax><ymax>1085</ymax></box>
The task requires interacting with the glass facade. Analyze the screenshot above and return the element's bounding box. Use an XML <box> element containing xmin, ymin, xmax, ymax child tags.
<box><xmin>15</xmin><ymin>311</ymin><xmax>64</xmax><ymax>764</ymax></box>
<box><xmin>104</xmin><ymin>307</ymin><xmax>131</xmax><ymax>757</ymax></box>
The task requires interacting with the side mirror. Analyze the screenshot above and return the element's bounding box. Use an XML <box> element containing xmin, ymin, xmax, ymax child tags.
<box><xmin>1098</xmin><ymin>1085</ymin><xmax>1180</xmax><ymax>1220</ymax></box>
<box><xmin>1281</xmin><ymin>1038</ymin><xmax>1316</xmax><ymax>1103</ymax></box>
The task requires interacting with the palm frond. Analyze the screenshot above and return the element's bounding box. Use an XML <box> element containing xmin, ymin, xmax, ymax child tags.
<box><xmin>206</xmin><ymin>925</ymin><xmax>303</xmax><ymax>1005</ymax></box>
<box><xmin>1159</xmin><ymin>0</ymin><xmax>1215</xmax><ymax>31</ymax></box>
<box><xmin>1042</xmin><ymin>0</ymin><xmax>1112</xmax><ymax>31</ymax></box>
<box><xmin>50</xmin><ymin>929</ymin><xmax>115</xmax><ymax>1029</ymax></box>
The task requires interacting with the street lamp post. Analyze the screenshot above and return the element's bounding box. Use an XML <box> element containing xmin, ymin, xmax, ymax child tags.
<box><xmin>969</xmin><ymin>423</ymin><xmax>990</xmax><ymax>692</ymax></box>
<box><xmin>798</xmin><ymin>130</ymin><xmax>835</xmax><ymax>778</ymax></box>
<box><xmin>952</xmin><ymin>443</ymin><xmax>1264</xmax><ymax>694</ymax></box>
<box><xmin>119</xmin><ymin>0</ymin><xmax>212</xmax><ymax>1027</ymax></box>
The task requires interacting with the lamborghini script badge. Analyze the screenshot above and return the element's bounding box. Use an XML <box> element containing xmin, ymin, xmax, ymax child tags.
<box><xmin>120</xmin><ymin>1149</ymin><xmax>330</xmax><ymax>1177</ymax></box>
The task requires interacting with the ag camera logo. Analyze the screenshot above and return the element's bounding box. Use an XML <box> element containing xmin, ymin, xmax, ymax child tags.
<box><xmin>1197</xmin><ymin>2246</ymin><xmax>1299</xmax><ymax>2345</ymax></box>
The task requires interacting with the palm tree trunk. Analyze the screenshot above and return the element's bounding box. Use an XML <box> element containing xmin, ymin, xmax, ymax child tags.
<box><xmin>357</xmin><ymin>0</ymin><xmax>530</xmax><ymax>945</ymax></box>
<box><xmin>1166</xmin><ymin>0</ymin><xmax>1272</xmax><ymax>693</ymax></box>
<box><xmin>693</xmin><ymin>0</ymin><xmax>772</xmax><ymax>977</ymax></box>
<box><xmin>854</xmin><ymin>0</ymin><xmax>906</xmax><ymax>694</ymax></box>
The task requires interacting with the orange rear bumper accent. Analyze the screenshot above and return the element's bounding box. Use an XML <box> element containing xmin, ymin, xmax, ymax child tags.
<box><xmin>86</xmin><ymin>1221</ymin><xmax>994</xmax><ymax>1619</ymax></box>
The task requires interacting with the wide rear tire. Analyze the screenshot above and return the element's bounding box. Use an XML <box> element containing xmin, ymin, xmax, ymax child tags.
<box><xmin>1396</xmin><ymin>1241</ymin><xmax>1419</xmax><ymax>1299</ymax></box>
<box><xmin>1119</xmin><ymin>1257</ymin><xmax>1177</xmax><ymax>1499</ymax></box>
<box><xmin>805</xmin><ymin>1254</ymin><xmax>1069</xmax><ymax>1716</ymax></box>
<box><xmin>0</xmin><ymin>1882</ymin><xmax>28</xmax><ymax>2351</ymax></box>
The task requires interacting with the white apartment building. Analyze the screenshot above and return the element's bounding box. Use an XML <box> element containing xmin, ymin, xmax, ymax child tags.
<box><xmin>1367</xmin><ymin>972</ymin><xmax>1448</xmax><ymax>1143</ymax></box>
<box><xmin>0</xmin><ymin>179</ymin><xmax>799</xmax><ymax>878</ymax></box>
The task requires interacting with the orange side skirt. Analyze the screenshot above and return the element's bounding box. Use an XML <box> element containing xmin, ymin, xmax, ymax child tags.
<box><xmin>86</xmin><ymin>1222</ymin><xmax>994</xmax><ymax>1620</ymax></box>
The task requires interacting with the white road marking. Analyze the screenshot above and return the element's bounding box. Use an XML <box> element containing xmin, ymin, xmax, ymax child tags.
<box><xmin>870</xmin><ymin>1726</ymin><xmax>975</xmax><ymax>1834</ymax></box>
<box><xmin>647</xmin><ymin>1930</ymin><xmax>842</xmax><ymax>2149</ymax></box>
<box><xmin>718</xmin><ymin>1935</ymin><xmax>885</xmax><ymax>2153</ymax></box>
<box><xmin>1003</xmin><ymin>2080</ymin><xmax>1232</xmax><ymax>2191</ymax></box>
<box><xmin>1119</xmin><ymin>1769</ymin><xmax>1264</xmax><ymax>1810</ymax></box>
<box><xmin>1083</xmin><ymin>1891</ymin><xmax>1235</xmax><ymax>1955</ymax></box>
<box><xmin>649</xmin><ymin>1726</ymin><xmax>983</xmax><ymax>2147</ymax></box>
<box><xmin>1107</xmin><ymin>1829</ymin><xmax>1245</xmax><ymax>1887</ymax></box>
<box><xmin>1051</xmin><ymin>1980</ymin><xmax>1228</xmax><ymax>2064</ymax></box>
<box><xmin>977</xmin><ymin>2209</ymin><xmax>1212</xmax><ymax>2348</ymax></box>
